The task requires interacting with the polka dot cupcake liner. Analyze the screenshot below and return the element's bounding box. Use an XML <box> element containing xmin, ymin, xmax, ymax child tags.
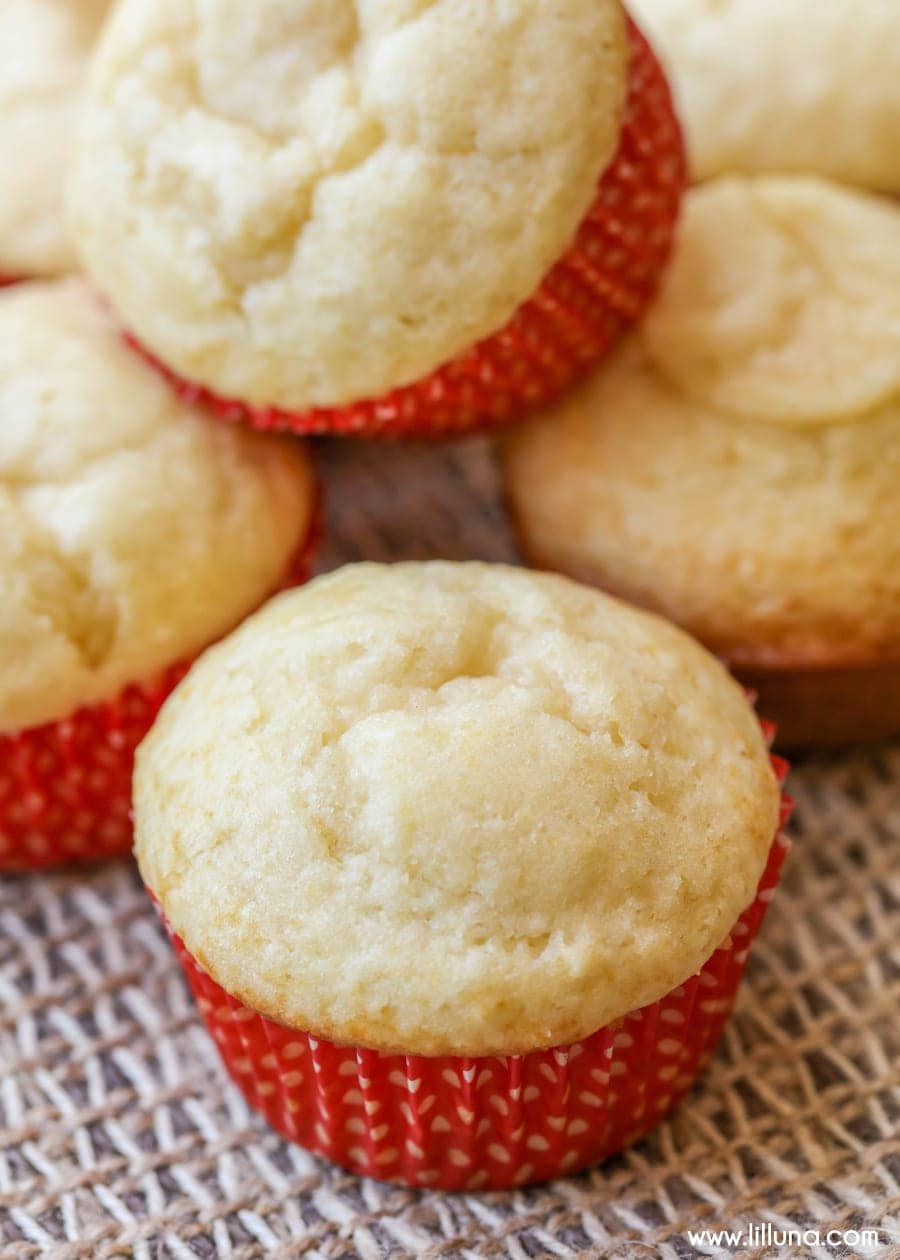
<box><xmin>0</xmin><ymin>514</ymin><xmax>320</xmax><ymax>873</ymax></box>
<box><xmin>128</xmin><ymin>17</ymin><xmax>685</xmax><ymax>441</ymax></box>
<box><xmin>157</xmin><ymin>760</ymin><xmax>791</xmax><ymax>1191</ymax></box>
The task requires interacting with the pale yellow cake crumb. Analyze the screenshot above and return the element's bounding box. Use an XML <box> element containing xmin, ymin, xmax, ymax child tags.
<box><xmin>504</xmin><ymin>178</ymin><xmax>900</xmax><ymax>667</ymax></box>
<box><xmin>69</xmin><ymin>0</ymin><xmax>628</xmax><ymax>409</ymax></box>
<box><xmin>0</xmin><ymin>0</ymin><xmax>110</xmax><ymax>276</ymax></box>
<box><xmin>641</xmin><ymin>179</ymin><xmax>900</xmax><ymax>424</ymax></box>
<box><xmin>0</xmin><ymin>279</ymin><xmax>315</xmax><ymax>733</ymax></box>
<box><xmin>632</xmin><ymin>0</ymin><xmax>900</xmax><ymax>193</ymax></box>
<box><xmin>135</xmin><ymin>562</ymin><xmax>778</xmax><ymax>1056</ymax></box>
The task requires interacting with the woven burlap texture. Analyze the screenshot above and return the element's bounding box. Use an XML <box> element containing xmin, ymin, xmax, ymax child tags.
<box><xmin>1</xmin><ymin>440</ymin><xmax>898</xmax><ymax>1260</ymax></box>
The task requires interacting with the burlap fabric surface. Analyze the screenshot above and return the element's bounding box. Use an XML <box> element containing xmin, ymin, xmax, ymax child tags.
<box><xmin>1</xmin><ymin>440</ymin><xmax>898</xmax><ymax>1259</ymax></box>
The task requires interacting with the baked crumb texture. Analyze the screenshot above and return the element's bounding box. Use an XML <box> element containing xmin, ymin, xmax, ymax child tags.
<box><xmin>505</xmin><ymin>178</ymin><xmax>900</xmax><ymax>671</ymax></box>
<box><xmin>136</xmin><ymin>561</ymin><xmax>779</xmax><ymax>1058</ymax></box>
<box><xmin>0</xmin><ymin>0</ymin><xmax>110</xmax><ymax>277</ymax></box>
<box><xmin>631</xmin><ymin>0</ymin><xmax>900</xmax><ymax>192</ymax></box>
<box><xmin>1</xmin><ymin>279</ymin><xmax>315</xmax><ymax>735</ymax></box>
<box><xmin>167</xmin><ymin>818</ymin><xmax>790</xmax><ymax>1190</ymax></box>
<box><xmin>0</xmin><ymin>279</ymin><xmax>316</xmax><ymax>869</ymax></box>
<box><xmin>69</xmin><ymin>2</ymin><xmax>685</xmax><ymax>435</ymax></box>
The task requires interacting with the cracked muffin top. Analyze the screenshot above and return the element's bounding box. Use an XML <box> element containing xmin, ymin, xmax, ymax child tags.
<box><xmin>639</xmin><ymin>178</ymin><xmax>900</xmax><ymax>425</ymax></box>
<box><xmin>0</xmin><ymin>0</ymin><xmax>110</xmax><ymax>277</ymax></box>
<box><xmin>631</xmin><ymin>0</ymin><xmax>900</xmax><ymax>193</ymax></box>
<box><xmin>134</xmin><ymin>562</ymin><xmax>779</xmax><ymax>1056</ymax></box>
<box><xmin>0</xmin><ymin>279</ymin><xmax>315</xmax><ymax>734</ymax></box>
<box><xmin>503</xmin><ymin>178</ymin><xmax>900</xmax><ymax>667</ymax></box>
<box><xmin>68</xmin><ymin>0</ymin><xmax>628</xmax><ymax>409</ymax></box>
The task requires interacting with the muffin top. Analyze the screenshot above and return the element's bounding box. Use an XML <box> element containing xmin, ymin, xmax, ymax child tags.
<box><xmin>0</xmin><ymin>280</ymin><xmax>315</xmax><ymax>734</ymax></box>
<box><xmin>504</xmin><ymin>178</ymin><xmax>900</xmax><ymax>667</ymax></box>
<box><xmin>631</xmin><ymin>0</ymin><xmax>900</xmax><ymax>193</ymax></box>
<box><xmin>641</xmin><ymin>178</ymin><xmax>900</xmax><ymax>424</ymax></box>
<box><xmin>0</xmin><ymin>0</ymin><xmax>109</xmax><ymax>277</ymax></box>
<box><xmin>135</xmin><ymin>562</ymin><xmax>779</xmax><ymax>1057</ymax></box>
<box><xmin>68</xmin><ymin>0</ymin><xmax>628</xmax><ymax>411</ymax></box>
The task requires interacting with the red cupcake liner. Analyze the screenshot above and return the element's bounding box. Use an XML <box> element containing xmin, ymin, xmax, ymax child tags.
<box><xmin>126</xmin><ymin>17</ymin><xmax>685</xmax><ymax>440</ymax></box>
<box><xmin>0</xmin><ymin>514</ymin><xmax>320</xmax><ymax>873</ymax></box>
<box><xmin>158</xmin><ymin>760</ymin><xmax>791</xmax><ymax>1191</ymax></box>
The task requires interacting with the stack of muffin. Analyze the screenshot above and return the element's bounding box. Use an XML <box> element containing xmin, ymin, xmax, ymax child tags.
<box><xmin>506</xmin><ymin>0</ymin><xmax>900</xmax><ymax>747</ymax></box>
<box><xmin>0</xmin><ymin>0</ymin><xmax>894</xmax><ymax>1193</ymax></box>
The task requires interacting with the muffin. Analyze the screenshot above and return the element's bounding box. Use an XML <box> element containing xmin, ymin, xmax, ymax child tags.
<box><xmin>0</xmin><ymin>0</ymin><xmax>110</xmax><ymax>282</ymax></box>
<box><xmin>67</xmin><ymin>1</ymin><xmax>685</xmax><ymax>439</ymax></box>
<box><xmin>0</xmin><ymin>279</ymin><xmax>318</xmax><ymax>870</ymax></box>
<box><xmin>504</xmin><ymin>177</ymin><xmax>900</xmax><ymax>748</ymax></box>
<box><xmin>630</xmin><ymin>0</ymin><xmax>900</xmax><ymax>192</ymax></box>
<box><xmin>135</xmin><ymin>562</ymin><xmax>788</xmax><ymax>1189</ymax></box>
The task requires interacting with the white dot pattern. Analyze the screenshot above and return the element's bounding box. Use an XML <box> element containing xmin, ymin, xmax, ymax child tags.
<box><xmin>0</xmin><ymin>665</ymin><xmax>189</xmax><ymax>871</ymax></box>
<box><xmin>166</xmin><ymin>818</ymin><xmax>791</xmax><ymax>1191</ymax></box>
